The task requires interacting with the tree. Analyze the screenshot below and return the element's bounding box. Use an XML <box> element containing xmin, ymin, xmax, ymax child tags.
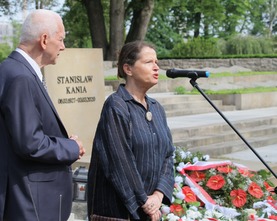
<box><xmin>82</xmin><ymin>0</ymin><xmax>108</xmax><ymax>57</ymax></box>
<box><xmin>265</xmin><ymin>0</ymin><xmax>277</xmax><ymax>36</ymax></box>
<box><xmin>0</xmin><ymin>0</ymin><xmax>60</xmax><ymax>21</ymax></box>
<box><xmin>60</xmin><ymin>0</ymin><xmax>91</xmax><ymax>48</ymax></box>
<box><xmin>60</xmin><ymin>0</ymin><xmax>277</xmax><ymax>59</ymax></box>
<box><xmin>81</xmin><ymin>0</ymin><xmax>155</xmax><ymax>60</ymax></box>
<box><xmin>125</xmin><ymin>0</ymin><xmax>154</xmax><ymax>42</ymax></box>
<box><xmin>0</xmin><ymin>0</ymin><xmax>10</xmax><ymax>15</ymax></box>
<box><xmin>144</xmin><ymin>0</ymin><xmax>187</xmax><ymax>56</ymax></box>
<box><xmin>249</xmin><ymin>0</ymin><xmax>267</xmax><ymax>36</ymax></box>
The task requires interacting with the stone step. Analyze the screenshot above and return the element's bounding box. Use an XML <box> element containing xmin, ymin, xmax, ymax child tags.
<box><xmin>149</xmin><ymin>93</ymin><xmax>236</xmax><ymax>116</ymax></box>
<box><xmin>105</xmin><ymin>85</ymin><xmax>114</xmax><ymax>97</ymax></box>
<box><xmin>173</xmin><ymin>125</ymin><xmax>277</xmax><ymax>148</ymax></box>
<box><xmin>191</xmin><ymin>134</ymin><xmax>277</xmax><ymax>158</ymax></box>
<box><xmin>162</xmin><ymin>99</ymin><xmax>223</xmax><ymax>111</ymax></box>
<box><xmin>150</xmin><ymin>93</ymin><xmax>204</xmax><ymax>103</ymax></box>
<box><xmin>171</xmin><ymin>117</ymin><xmax>277</xmax><ymax>141</ymax></box>
<box><xmin>171</xmin><ymin>117</ymin><xmax>277</xmax><ymax>157</ymax></box>
<box><xmin>104</xmin><ymin>91</ymin><xmax>237</xmax><ymax>116</ymax></box>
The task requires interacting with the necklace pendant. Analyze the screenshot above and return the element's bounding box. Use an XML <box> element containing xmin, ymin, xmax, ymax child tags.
<box><xmin>146</xmin><ymin>111</ymin><xmax>152</xmax><ymax>121</ymax></box>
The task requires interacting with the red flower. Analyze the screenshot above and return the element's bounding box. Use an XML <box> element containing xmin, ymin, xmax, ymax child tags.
<box><xmin>217</xmin><ymin>165</ymin><xmax>232</xmax><ymax>173</ymax></box>
<box><xmin>248</xmin><ymin>214</ymin><xmax>255</xmax><ymax>220</ymax></box>
<box><xmin>230</xmin><ymin>189</ymin><xmax>247</xmax><ymax>208</ymax></box>
<box><xmin>238</xmin><ymin>168</ymin><xmax>250</xmax><ymax>176</ymax></box>
<box><xmin>170</xmin><ymin>204</ymin><xmax>185</xmax><ymax>217</ymax></box>
<box><xmin>206</xmin><ymin>175</ymin><xmax>225</xmax><ymax>190</ymax></box>
<box><xmin>189</xmin><ymin>171</ymin><xmax>206</xmax><ymax>182</ymax></box>
<box><xmin>248</xmin><ymin>182</ymin><xmax>264</xmax><ymax>199</ymax></box>
<box><xmin>269</xmin><ymin>215</ymin><xmax>277</xmax><ymax>220</ymax></box>
<box><xmin>264</xmin><ymin>181</ymin><xmax>274</xmax><ymax>192</ymax></box>
<box><xmin>182</xmin><ymin>186</ymin><xmax>197</xmax><ymax>202</ymax></box>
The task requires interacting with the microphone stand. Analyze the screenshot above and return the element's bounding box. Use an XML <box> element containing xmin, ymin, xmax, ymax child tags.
<box><xmin>189</xmin><ymin>77</ymin><xmax>277</xmax><ymax>192</ymax></box>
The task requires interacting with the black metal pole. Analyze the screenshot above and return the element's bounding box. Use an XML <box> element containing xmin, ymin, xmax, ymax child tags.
<box><xmin>190</xmin><ymin>78</ymin><xmax>277</xmax><ymax>182</ymax></box>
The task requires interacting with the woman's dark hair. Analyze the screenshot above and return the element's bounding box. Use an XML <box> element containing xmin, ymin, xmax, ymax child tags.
<box><xmin>117</xmin><ymin>41</ymin><xmax>155</xmax><ymax>79</ymax></box>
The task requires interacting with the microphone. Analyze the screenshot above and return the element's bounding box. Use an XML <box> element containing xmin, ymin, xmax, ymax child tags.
<box><xmin>166</xmin><ymin>68</ymin><xmax>210</xmax><ymax>79</ymax></box>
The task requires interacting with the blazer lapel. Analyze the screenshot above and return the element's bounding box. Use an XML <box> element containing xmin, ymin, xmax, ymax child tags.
<box><xmin>9</xmin><ymin>51</ymin><xmax>67</xmax><ymax>134</ymax></box>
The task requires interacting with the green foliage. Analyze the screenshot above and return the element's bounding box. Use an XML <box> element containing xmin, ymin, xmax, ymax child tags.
<box><xmin>205</xmin><ymin>86</ymin><xmax>277</xmax><ymax>95</ymax></box>
<box><xmin>162</xmin><ymin>35</ymin><xmax>275</xmax><ymax>58</ymax></box>
<box><xmin>209</xmin><ymin>71</ymin><xmax>277</xmax><ymax>78</ymax></box>
<box><xmin>179</xmin><ymin>86</ymin><xmax>277</xmax><ymax>95</ymax></box>
<box><xmin>225</xmin><ymin>35</ymin><xmax>274</xmax><ymax>55</ymax></box>
<box><xmin>170</xmin><ymin>37</ymin><xmax>221</xmax><ymax>57</ymax></box>
<box><xmin>11</xmin><ymin>21</ymin><xmax>21</xmax><ymax>49</ymax></box>
<box><xmin>174</xmin><ymin>86</ymin><xmax>186</xmax><ymax>94</ymax></box>
<box><xmin>60</xmin><ymin>0</ymin><xmax>91</xmax><ymax>48</ymax></box>
<box><xmin>0</xmin><ymin>43</ymin><xmax>12</xmax><ymax>62</ymax></box>
<box><xmin>145</xmin><ymin>14</ymin><xmax>184</xmax><ymax>57</ymax></box>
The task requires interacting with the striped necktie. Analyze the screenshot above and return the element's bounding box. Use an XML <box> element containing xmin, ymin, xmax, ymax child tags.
<box><xmin>42</xmin><ymin>77</ymin><xmax>47</xmax><ymax>91</ymax></box>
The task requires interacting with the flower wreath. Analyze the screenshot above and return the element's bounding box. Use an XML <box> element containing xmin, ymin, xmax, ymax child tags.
<box><xmin>161</xmin><ymin>146</ymin><xmax>277</xmax><ymax>221</ymax></box>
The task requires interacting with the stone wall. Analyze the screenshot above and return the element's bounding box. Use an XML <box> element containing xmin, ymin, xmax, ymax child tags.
<box><xmin>209</xmin><ymin>92</ymin><xmax>277</xmax><ymax>110</ymax></box>
<box><xmin>104</xmin><ymin>58</ymin><xmax>277</xmax><ymax>72</ymax></box>
<box><xmin>158</xmin><ymin>58</ymin><xmax>277</xmax><ymax>71</ymax></box>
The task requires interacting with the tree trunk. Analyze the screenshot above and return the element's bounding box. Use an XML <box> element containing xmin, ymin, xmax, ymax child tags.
<box><xmin>193</xmin><ymin>12</ymin><xmax>201</xmax><ymax>38</ymax></box>
<box><xmin>107</xmin><ymin>0</ymin><xmax>124</xmax><ymax>60</ymax></box>
<box><xmin>82</xmin><ymin>0</ymin><xmax>108</xmax><ymax>59</ymax></box>
<box><xmin>125</xmin><ymin>0</ymin><xmax>154</xmax><ymax>43</ymax></box>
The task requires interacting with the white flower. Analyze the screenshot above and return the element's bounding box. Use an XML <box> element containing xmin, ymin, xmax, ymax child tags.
<box><xmin>166</xmin><ymin>213</ymin><xmax>179</xmax><ymax>221</ymax></box>
<box><xmin>204</xmin><ymin>209</ymin><xmax>213</xmax><ymax>217</ymax></box>
<box><xmin>175</xmin><ymin>191</ymin><xmax>185</xmax><ymax>200</ymax></box>
<box><xmin>189</xmin><ymin>206</ymin><xmax>198</xmax><ymax>211</ymax></box>
<box><xmin>253</xmin><ymin>201</ymin><xmax>266</xmax><ymax>209</ymax></box>
<box><xmin>161</xmin><ymin>205</ymin><xmax>170</xmax><ymax>215</ymax></box>
<box><xmin>186</xmin><ymin>209</ymin><xmax>202</xmax><ymax>219</ymax></box>
<box><xmin>203</xmin><ymin>155</ymin><xmax>210</xmax><ymax>161</ymax></box>
<box><xmin>226</xmin><ymin>177</ymin><xmax>234</xmax><ymax>186</ymax></box>
<box><xmin>256</xmin><ymin>177</ymin><xmax>264</xmax><ymax>186</ymax></box>
<box><xmin>176</xmin><ymin>162</ymin><xmax>186</xmax><ymax>172</ymax></box>
<box><xmin>171</xmin><ymin>196</ymin><xmax>175</xmax><ymax>203</ymax></box>
<box><xmin>174</xmin><ymin>175</ymin><xmax>183</xmax><ymax>184</ymax></box>
<box><xmin>172</xmin><ymin>152</ymin><xmax>176</xmax><ymax>158</ymax></box>
<box><xmin>192</xmin><ymin>156</ymin><xmax>199</xmax><ymax>163</ymax></box>
<box><xmin>244</xmin><ymin>208</ymin><xmax>257</xmax><ymax>216</ymax></box>
<box><xmin>180</xmin><ymin>150</ymin><xmax>187</xmax><ymax>159</ymax></box>
<box><xmin>263</xmin><ymin>206</ymin><xmax>273</xmax><ymax>215</ymax></box>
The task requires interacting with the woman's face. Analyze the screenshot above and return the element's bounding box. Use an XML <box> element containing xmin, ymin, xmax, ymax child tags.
<box><xmin>127</xmin><ymin>46</ymin><xmax>159</xmax><ymax>88</ymax></box>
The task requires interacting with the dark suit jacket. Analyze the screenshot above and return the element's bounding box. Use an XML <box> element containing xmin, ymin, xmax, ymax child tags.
<box><xmin>0</xmin><ymin>51</ymin><xmax>79</xmax><ymax>221</ymax></box>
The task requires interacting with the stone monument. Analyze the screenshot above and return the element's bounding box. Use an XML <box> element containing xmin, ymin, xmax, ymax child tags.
<box><xmin>43</xmin><ymin>48</ymin><xmax>105</xmax><ymax>168</ymax></box>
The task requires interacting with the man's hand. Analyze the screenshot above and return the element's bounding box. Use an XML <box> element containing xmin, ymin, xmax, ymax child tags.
<box><xmin>70</xmin><ymin>135</ymin><xmax>85</xmax><ymax>159</ymax></box>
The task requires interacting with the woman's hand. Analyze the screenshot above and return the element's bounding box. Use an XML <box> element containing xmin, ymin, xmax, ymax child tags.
<box><xmin>142</xmin><ymin>191</ymin><xmax>164</xmax><ymax>220</ymax></box>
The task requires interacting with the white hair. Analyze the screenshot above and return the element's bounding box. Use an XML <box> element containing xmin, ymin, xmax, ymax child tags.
<box><xmin>20</xmin><ymin>9</ymin><xmax>62</xmax><ymax>43</ymax></box>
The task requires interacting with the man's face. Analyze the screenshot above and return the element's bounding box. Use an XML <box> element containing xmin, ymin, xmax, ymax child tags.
<box><xmin>42</xmin><ymin>19</ymin><xmax>65</xmax><ymax>66</ymax></box>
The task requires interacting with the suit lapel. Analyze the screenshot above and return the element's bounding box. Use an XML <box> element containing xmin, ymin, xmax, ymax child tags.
<box><xmin>9</xmin><ymin>51</ymin><xmax>68</xmax><ymax>135</ymax></box>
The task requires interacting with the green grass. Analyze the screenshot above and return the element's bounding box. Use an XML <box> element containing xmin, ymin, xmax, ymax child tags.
<box><xmin>105</xmin><ymin>75</ymin><xmax>119</xmax><ymax>80</ymax></box>
<box><xmin>208</xmin><ymin>71</ymin><xmax>277</xmax><ymax>78</ymax></box>
<box><xmin>204</xmin><ymin>86</ymin><xmax>277</xmax><ymax>94</ymax></box>
<box><xmin>175</xmin><ymin>86</ymin><xmax>277</xmax><ymax>95</ymax></box>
